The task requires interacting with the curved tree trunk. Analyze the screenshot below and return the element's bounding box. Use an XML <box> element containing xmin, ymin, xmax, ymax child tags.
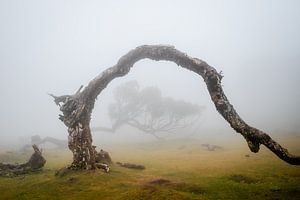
<box><xmin>50</xmin><ymin>45</ymin><xmax>300</xmax><ymax>169</ymax></box>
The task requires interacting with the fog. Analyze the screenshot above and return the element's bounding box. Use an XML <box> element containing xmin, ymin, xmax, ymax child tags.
<box><xmin>0</xmin><ymin>0</ymin><xmax>299</xmax><ymax>147</ymax></box>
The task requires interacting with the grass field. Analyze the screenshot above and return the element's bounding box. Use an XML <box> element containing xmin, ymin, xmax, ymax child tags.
<box><xmin>0</xmin><ymin>137</ymin><xmax>299</xmax><ymax>200</ymax></box>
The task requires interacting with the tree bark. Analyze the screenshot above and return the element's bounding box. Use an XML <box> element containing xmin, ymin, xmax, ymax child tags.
<box><xmin>50</xmin><ymin>45</ymin><xmax>300</xmax><ymax>169</ymax></box>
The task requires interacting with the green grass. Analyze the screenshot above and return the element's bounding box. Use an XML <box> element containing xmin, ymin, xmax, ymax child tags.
<box><xmin>0</xmin><ymin>138</ymin><xmax>299</xmax><ymax>200</ymax></box>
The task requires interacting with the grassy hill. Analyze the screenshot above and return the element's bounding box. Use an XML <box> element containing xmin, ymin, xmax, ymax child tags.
<box><xmin>0</xmin><ymin>138</ymin><xmax>299</xmax><ymax>200</ymax></box>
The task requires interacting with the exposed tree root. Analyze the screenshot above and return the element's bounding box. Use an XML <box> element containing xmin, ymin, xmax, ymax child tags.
<box><xmin>116</xmin><ymin>162</ymin><xmax>145</xmax><ymax>170</ymax></box>
<box><xmin>0</xmin><ymin>145</ymin><xmax>46</xmax><ymax>176</ymax></box>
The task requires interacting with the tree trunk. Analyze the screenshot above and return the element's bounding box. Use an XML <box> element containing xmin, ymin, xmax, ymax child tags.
<box><xmin>50</xmin><ymin>45</ymin><xmax>300</xmax><ymax>169</ymax></box>
<box><xmin>50</xmin><ymin>91</ymin><xmax>97</xmax><ymax>169</ymax></box>
<box><xmin>67</xmin><ymin>120</ymin><xmax>96</xmax><ymax>169</ymax></box>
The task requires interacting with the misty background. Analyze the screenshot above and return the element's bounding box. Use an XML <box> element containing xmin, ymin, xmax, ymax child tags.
<box><xmin>0</xmin><ymin>0</ymin><xmax>299</xmax><ymax>147</ymax></box>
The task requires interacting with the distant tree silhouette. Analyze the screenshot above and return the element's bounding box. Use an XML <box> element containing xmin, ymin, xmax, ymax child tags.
<box><xmin>21</xmin><ymin>135</ymin><xmax>67</xmax><ymax>151</ymax></box>
<box><xmin>92</xmin><ymin>81</ymin><xmax>204</xmax><ymax>139</ymax></box>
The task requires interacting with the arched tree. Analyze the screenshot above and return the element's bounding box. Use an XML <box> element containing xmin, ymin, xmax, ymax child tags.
<box><xmin>50</xmin><ymin>45</ymin><xmax>300</xmax><ymax>170</ymax></box>
<box><xmin>92</xmin><ymin>81</ymin><xmax>205</xmax><ymax>139</ymax></box>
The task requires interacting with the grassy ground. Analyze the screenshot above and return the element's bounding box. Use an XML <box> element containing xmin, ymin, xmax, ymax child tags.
<box><xmin>0</xmin><ymin>137</ymin><xmax>299</xmax><ymax>200</ymax></box>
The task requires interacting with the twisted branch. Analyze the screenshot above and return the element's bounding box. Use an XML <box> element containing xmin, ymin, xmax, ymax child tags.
<box><xmin>52</xmin><ymin>45</ymin><xmax>300</xmax><ymax>166</ymax></box>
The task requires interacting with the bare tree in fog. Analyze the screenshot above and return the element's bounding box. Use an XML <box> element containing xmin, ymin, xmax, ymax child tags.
<box><xmin>21</xmin><ymin>135</ymin><xmax>67</xmax><ymax>151</ymax></box>
<box><xmin>92</xmin><ymin>81</ymin><xmax>204</xmax><ymax>139</ymax></box>
<box><xmin>50</xmin><ymin>45</ymin><xmax>300</xmax><ymax>170</ymax></box>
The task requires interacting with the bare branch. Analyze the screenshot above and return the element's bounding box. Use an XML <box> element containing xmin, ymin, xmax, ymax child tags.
<box><xmin>48</xmin><ymin>93</ymin><xmax>71</xmax><ymax>106</ymax></box>
<box><xmin>75</xmin><ymin>85</ymin><xmax>84</xmax><ymax>95</ymax></box>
